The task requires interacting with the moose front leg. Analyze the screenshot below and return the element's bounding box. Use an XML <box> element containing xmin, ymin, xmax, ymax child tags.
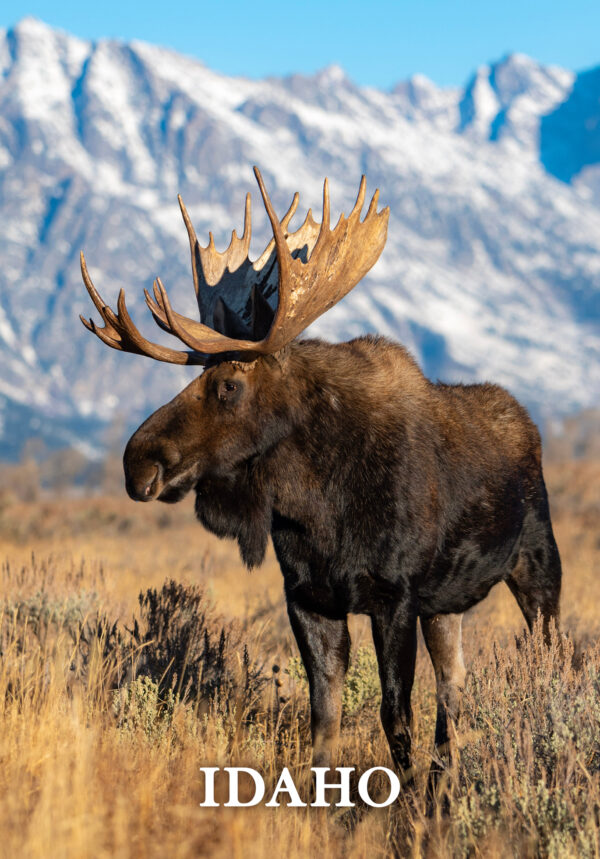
<box><xmin>370</xmin><ymin>601</ymin><xmax>418</xmax><ymax>780</ymax></box>
<box><xmin>287</xmin><ymin>600</ymin><xmax>350</xmax><ymax>768</ymax></box>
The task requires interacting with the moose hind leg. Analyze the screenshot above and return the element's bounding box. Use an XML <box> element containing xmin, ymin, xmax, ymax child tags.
<box><xmin>422</xmin><ymin>613</ymin><xmax>466</xmax><ymax>750</ymax></box>
<box><xmin>422</xmin><ymin>613</ymin><xmax>466</xmax><ymax>807</ymax></box>
<box><xmin>507</xmin><ymin>510</ymin><xmax>562</xmax><ymax>640</ymax></box>
<box><xmin>286</xmin><ymin>600</ymin><xmax>350</xmax><ymax>768</ymax></box>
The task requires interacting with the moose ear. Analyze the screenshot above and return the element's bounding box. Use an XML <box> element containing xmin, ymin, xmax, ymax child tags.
<box><xmin>216</xmin><ymin>379</ymin><xmax>243</xmax><ymax>405</ymax></box>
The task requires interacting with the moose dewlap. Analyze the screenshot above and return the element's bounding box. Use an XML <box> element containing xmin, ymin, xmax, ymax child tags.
<box><xmin>80</xmin><ymin>167</ymin><xmax>562</xmax><ymax>788</ymax></box>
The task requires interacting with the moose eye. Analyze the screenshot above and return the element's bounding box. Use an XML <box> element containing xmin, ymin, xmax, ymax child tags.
<box><xmin>216</xmin><ymin>379</ymin><xmax>242</xmax><ymax>404</ymax></box>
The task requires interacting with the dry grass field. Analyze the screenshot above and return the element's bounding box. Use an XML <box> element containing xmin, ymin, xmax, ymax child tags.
<box><xmin>0</xmin><ymin>458</ymin><xmax>598</xmax><ymax>858</ymax></box>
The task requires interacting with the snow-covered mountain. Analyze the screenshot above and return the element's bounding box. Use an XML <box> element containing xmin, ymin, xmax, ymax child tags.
<box><xmin>0</xmin><ymin>17</ymin><xmax>598</xmax><ymax>459</ymax></box>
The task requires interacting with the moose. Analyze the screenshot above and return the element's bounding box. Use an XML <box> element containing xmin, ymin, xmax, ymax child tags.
<box><xmin>80</xmin><ymin>167</ymin><xmax>561</xmax><ymax>782</ymax></box>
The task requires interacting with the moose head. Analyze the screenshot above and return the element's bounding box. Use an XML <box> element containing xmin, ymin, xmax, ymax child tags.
<box><xmin>80</xmin><ymin>168</ymin><xmax>389</xmax><ymax>511</ymax></box>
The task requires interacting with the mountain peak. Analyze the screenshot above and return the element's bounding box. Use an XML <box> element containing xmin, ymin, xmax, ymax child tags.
<box><xmin>315</xmin><ymin>63</ymin><xmax>347</xmax><ymax>84</ymax></box>
<box><xmin>458</xmin><ymin>52</ymin><xmax>574</xmax><ymax>144</ymax></box>
<box><xmin>10</xmin><ymin>16</ymin><xmax>60</xmax><ymax>41</ymax></box>
<box><xmin>13</xmin><ymin>15</ymin><xmax>49</xmax><ymax>31</ymax></box>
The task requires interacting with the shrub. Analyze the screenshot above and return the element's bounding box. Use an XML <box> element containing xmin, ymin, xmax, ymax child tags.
<box><xmin>112</xmin><ymin>676</ymin><xmax>177</xmax><ymax>741</ymax></box>
<box><xmin>129</xmin><ymin>580</ymin><xmax>266</xmax><ymax>713</ymax></box>
<box><xmin>444</xmin><ymin>620</ymin><xmax>600</xmax><ymax>857</ymax></box>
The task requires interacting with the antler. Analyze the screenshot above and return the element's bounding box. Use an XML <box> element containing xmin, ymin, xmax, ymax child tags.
<box><xmin>80</xmin><ymin>167</ymin><xmax>389</xmax><ymax>363</ymax></box>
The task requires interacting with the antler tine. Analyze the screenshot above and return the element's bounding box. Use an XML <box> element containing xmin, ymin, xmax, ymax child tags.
<box><xmin>281</xmin><ymin>192</ymin><xmax>300</xmax><ymax>232</ymax></box>
<box><xmin>365</xmin><ymin>188</ymin><xmax>380</xmax><ymax>220</ymax></box>
<box><xmin>79</xmin><ymin>312</ymin><xmax>119</xmax><ymax>351</ymax></box>
<box><xmin>79</xmin><ymin>252</ymin><xmax>206</xmax><ymax>365</ymax></box>
<box><xmin>178</xmin><ymin>195</ymin><xmax>201</xmax><ymax>300</ymax></box>
<box><xmin>80</xmin><ymin>316</ymin><xmax>121</xmax><ymax>350</ymax></box>
<box><xmin>253</xmin><ymin>165</ymin><xmax>292</xmax><ymax>295</ymax></box>
<box><xmin>144</xmin><ymin>281</ymin><xmax>171</xmax><ymax>334</ymax></box>
<box><xmin>153</xmin><ymin>278</ymin><xmax>180</xmax><ymax>333</ymax></box>
<box><xmin>81</xmin><ymin>253</ymin><xmax>111</xmax><ymax>320</ymax></box>
<box><xmin>350</xmin><ymin>175</ymin><xmax>367</xmax><ymax>220</ymax></box>
<box><xmin>154</xmin><ymin>278</ymin><xmax>194</xmax><ymax>347</ymax></box>
<box><xmin>321</xmin><ymin>177</ymin><xmax>330</xmax><ymax>233</ymax></box>
<box><xmin>241</xmin><ymin>192</ymin><xmax>251</xmax><ymax>249</ymax></box>
<box><xmin>311</xmin><ymin>177</ymin><xmax>332</xmax><ymax>256</ymax></box>
<box><xmin>221</xmin><ymin>191</ymin><xmax>252</xmax><ymax>267</ymax></box>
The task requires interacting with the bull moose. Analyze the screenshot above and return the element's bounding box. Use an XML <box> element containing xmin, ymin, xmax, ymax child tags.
<box><xmin>80</xmin><ymin>167</ymin><xmax>561</xmax><ymax>781</ymax></box>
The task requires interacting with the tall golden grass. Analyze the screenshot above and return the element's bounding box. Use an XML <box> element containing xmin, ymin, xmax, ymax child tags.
<box><xmin>0</xmin><ymin>459</ymin><xmax>597</xmax><ymax>858</ymax></box>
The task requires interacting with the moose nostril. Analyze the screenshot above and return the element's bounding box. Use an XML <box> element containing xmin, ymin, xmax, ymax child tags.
<box><xmin>140</xmin><ymin>464</ymin><xmax>161</xmax><ymax>500</ymax></box>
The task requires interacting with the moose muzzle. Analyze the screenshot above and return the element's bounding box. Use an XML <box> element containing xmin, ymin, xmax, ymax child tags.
<box><xmin>123</xmin><ymin>430</ymin><xmax>183</xmax><ymax>502</ymax></box>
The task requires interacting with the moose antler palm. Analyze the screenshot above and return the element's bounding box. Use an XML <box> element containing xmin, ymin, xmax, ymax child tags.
<box><xmin>80</xmin><ymin>167</ymin><xmax>389</xmax><ymax>364</ymax></box>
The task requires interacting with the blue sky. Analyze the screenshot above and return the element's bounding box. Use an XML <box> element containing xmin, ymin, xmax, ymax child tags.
<box><xmin>2</xmin><ymin>1</ymin><xmax>599</xmax><ymax>88</ymax></box>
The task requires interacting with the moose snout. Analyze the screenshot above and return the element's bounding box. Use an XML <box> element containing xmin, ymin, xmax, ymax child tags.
<box><xmin>124</xmin><ymin>461</ymin><xmax>162</xmax><ymax>502</ymax></box>
<box><xmin>123</xmin><ymin>434</ymin><xmax>182</xmax><ymax>502</ymax></box>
